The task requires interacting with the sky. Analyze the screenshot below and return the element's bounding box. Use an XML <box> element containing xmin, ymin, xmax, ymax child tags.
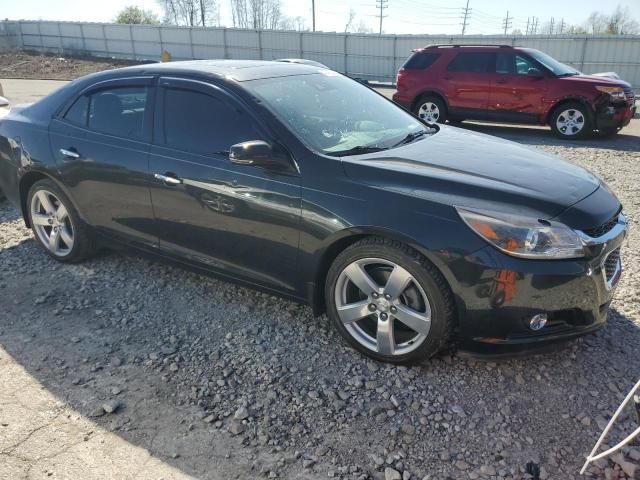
<box><xmin>2</xmin><ymin>0</ymin><xmax>640</xmax><ymax>35</ymax></box>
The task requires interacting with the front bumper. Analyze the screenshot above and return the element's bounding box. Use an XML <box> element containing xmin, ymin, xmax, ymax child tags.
<box><xmin>595</xmin><ymin>98</ymin><xmax>636</xmax><ymax>130</ymax></box>
<box><xmin>447</xmin><ymin>214</ymin><xmax>628</xmax><ymax>355</ymax></box>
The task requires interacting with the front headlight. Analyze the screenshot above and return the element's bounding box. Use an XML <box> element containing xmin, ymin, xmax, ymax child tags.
<box><xmin>595</xmin><ymin>85</ymin><xmax>626</xmax><ymax>100</ymax></box>
<box><xmin>457</xmin><ymin>208</ymin><xmax>585</xmax><ymax>259</ymax></box>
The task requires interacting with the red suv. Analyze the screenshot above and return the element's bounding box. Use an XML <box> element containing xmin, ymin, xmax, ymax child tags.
<box><xmin>393</xmin><ymin>45</ymin><xmax>636</xmax><ymax>139</ymax></box>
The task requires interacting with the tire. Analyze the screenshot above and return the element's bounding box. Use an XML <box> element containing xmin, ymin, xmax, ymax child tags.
<box><xmin>27</xmin><ymin>179</ymin><xmax>96</xmax><ymax>263</ymax></box>
<box><xmin>549</xmin><ymin>102</ymin><xmax>592</xmax><ymax>139</ymax></box>
<box><xmin>325</xmin><ymin>237</ymin><xmax>455</xmax><ymax>364</ymax></box>
<box><xmin>413</xmin><ymin>95</ymin><xmax>448</xmax><ymax>124</ymax></box>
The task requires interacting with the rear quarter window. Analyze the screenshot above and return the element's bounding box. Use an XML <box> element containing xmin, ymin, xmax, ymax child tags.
<box><xmin>403</xmin><ymin>52</ymin><xmax>440</xmax><ymax>70</ymax></box>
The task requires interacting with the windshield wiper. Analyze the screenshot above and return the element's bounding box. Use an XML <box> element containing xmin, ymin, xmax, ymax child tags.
<box><xmin>330</xmin><ymin>145</ymin><xmax>387</xmax><ymax>157</ymax></box>
<box><xmin>391</xmin><ymin>129</ymin><xmax>430</xmax><ymax>148</ymax></box>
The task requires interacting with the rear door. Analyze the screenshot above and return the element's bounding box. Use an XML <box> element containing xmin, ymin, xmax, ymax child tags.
<box><xmin>148</xmin><ymin>77</ymin><xmax>302</xmax><ymax>294</ymax></box>
<box><xmin>489</xmin><ymin>52</ymin><xmax>550</xmax><ymax>122</ymax></box>
<box><xmin>444</xmin><ymin>51</ymin><xmax>495</xmax><ymax>118</ymax></box>
<box><xmin>49</xmin><ymin>76</ymin><xmax>157</xmax><ymax>246</ymax></box>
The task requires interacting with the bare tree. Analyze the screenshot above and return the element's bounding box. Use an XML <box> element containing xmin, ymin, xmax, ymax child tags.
<box><xmin>585</xmin><ymin>11</ymin><xmax>608</xmax><ymax>34</ymax></box>
<box><xmin>356</xmin><ymin>20</ymin><xmax>373</xmax><ymax>34</ymax></box>
<box><xmin>230</xmin><ymin>0</ymin><xmax>283</xmax><ymax>29</ymax></box>
<box><xmin>605</xmin><ymin>5</ymin><xmax>639</xmax><ymax>34</ymax></box>
<box><xmin>279</xmin><ymin>15</ymin><xmax>306</xmax><ymax>31</ymax></box>
<box><xmin>344</xmin><ymin>8</ymin><xmax>356</xmax><ymax>32</ymax></box>
<box><xmin>157</xmin><ymin>0</ymin><xmax>218</xmax><ymax>27</ymax></box>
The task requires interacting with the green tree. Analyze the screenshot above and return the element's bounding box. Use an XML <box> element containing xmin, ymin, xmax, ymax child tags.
<box><xmin>115</xmin><ymin>6</ymin><xmax>160</xmax><ymax>24</ymax></box>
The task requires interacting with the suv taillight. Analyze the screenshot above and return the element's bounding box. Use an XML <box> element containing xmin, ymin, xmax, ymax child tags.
<box><xmin>396</xmin><ymin>69</ymin><xmax>407</xmax><ymax>88</ymax></box>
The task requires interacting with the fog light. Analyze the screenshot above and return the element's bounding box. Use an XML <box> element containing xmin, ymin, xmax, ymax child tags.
<box><xmin>529</xmin><ymin>313</ymin><xmax>548</xmax><ymax>331</ymax></box>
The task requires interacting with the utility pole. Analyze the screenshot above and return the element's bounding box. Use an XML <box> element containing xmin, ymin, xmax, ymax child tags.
<box><xmin>549</xmin><ymin>17</ymin><xmax>554</xmax><ymax>35</ymax></box>
<box><xmin>312</xmin><ymin>0</ymin><xmax>316</xmax><ymax>31</ymax></box>
<box><xmin>525</xmin><ymin>17</ymin><xmax>530</xmax><ymax>35</ymax></box>
<box><xmin>460</xmin><ymin>0</ymin><xmax>471</xmax><ymax>35</ymax></box>
<box><xmin>558</xmin><ymin>18</ymin><xmax>565</xmax><ymax>34</ymax></box>
<box><xmin>531</xmin><ymin>17</ymin><xmax>538</xmax><ymax>34</ymax></box>
<box><xmin>375</xmin><ymin>0</ymin><xmax>388</xmax><ymax>35</ymax></box>
<box><xmin>502</xmin><ymin>11</ymin><xmax>512</xmax><ymax>35</ymax></box>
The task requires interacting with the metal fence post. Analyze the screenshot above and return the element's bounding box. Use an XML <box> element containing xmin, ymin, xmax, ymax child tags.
<box><xmin>344</xmin><ymin>33</ymin><xmax>348</xmax><ymax>75</ymax></box>
<box><xmin>17</xmin><ymin>21</ymin><xmax>24</xmax><ymax>49</ymax></box>
<box><xmin>79</xmin><ymin>22</ymin><xmax>87</xmax><ymax>54</ymax></box>
<box><xmin>159</xmin><ymin>26</ymin><xmax>165</xmax><ymax>57</ymax></box>
<box><xmin>257</xmin><ymin>29</ymin><xmax>263</xmax><ymax>60</ymax></box>
<box><xmin>188</xmin><ymin>27</ymin><xmax>195</xmax><ymax>59</ymax></box>
<box><xmin>299</xmin><ymin>32</ymin><xmax>304</xmax><ymax>58</ymax></box>
<box><xmin>223</xmin><ymin>27</ymin><xmax>228</xmax><ymax>59</ymax></box>
<box><xmin>101</xmin><ymin>23</ymin><xmax>109</xmax><ymax>57</ymax></box>
<box><xmin>391</xmin><ymin>35</ymin><xmax>397</xmax><ymax>82</ymax></box>
<box><xmin>580</xmin><ymin>36</ymin><xmax>589</xmax><ymax>72</ymax></box>
<box><xmin>129</xmin><ymin>25</ymin><xmax>136</xmax><ymax>60</ymax></box>
<box><xmin>36</xmin><ymin>21</ymin><xmax>43</xmax><ymax>52</ymax></box>
<box><xmin>57</xmin><ymin>21</ymin><xmax>63</xmax><ymax>54</ymax></box>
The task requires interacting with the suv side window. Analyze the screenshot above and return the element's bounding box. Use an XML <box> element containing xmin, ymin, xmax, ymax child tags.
<box><xmin>496</xmin><ymin>53</ymin><xmax>515</xmax><ymax>74</ymax></box>
<box><xmin>403</xmin><ymin>52</ymin><xmax>440</xmax><ymax>70</ymax></box>
<box><xmin>447</xmin><ymin>52</ymin><xmax>494</xmax><ymax>73</ymax></box>
<box><xmin>515</xmin><ymin>55</ymin><xmax>537</xmax><ymax>75</ymax></box>
<box><xmin>161</xmin><ymin>87</ymin><xmax>261</xmax><ymax>155</ymax></box>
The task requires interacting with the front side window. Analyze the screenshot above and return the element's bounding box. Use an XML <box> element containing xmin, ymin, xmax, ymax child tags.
<box><xmin>515</xmin><ymin>55</ymin><xmax>538</xmax><ymax>75</ymax></box>
<box><xmin>244</xmin><ymin>72</ymin><xmax>433</xmax><ymax>156</ymax></box>
<box><xmin>496</xmin><ymin>53</ymin><xmax>515</xmax><ymax>74</ymax></box>
<box><xmin>86</xmin><ymin>87</ymin><xmax>148</xmax><ymax>140</ymax></box>
<box><xmin>161</xmin><ymin>88</ymin><xmax>261</xmax><ymax>155</ymax></box>
<box><xmin>447</xmin><ymin>52</ymin><xmax>494</xmax><ymax>73</ymax></box>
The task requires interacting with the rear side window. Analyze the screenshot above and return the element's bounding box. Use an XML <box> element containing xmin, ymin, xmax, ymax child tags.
<box><xmin>403</xmin><ymin>52</ymin><xmax>439</xmax><ymax>70</ymax></box>
<box><xmin>162</xmin><ymin>88</ymin><xmax>261</xmax><ymax>155</ymax></box>
<box><xmin>447</xmin><ymin>52</ymin><xmax>494</xmax><ymax>73</ymax></box>
<box><xmin>65</xmin><ymin>86</ymin><xmax>149</xmax><ymax>140</ymax></box>
<box><xmin>88</xmin><ymin>87</ymin><xmax>148</xmax><ymax>140</ymax></box>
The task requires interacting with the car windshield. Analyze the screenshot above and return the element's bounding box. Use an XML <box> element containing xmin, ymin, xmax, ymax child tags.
<box><xmin>526</xmin><ymin>49</ymin><xmax>580</xmax><ymax>76</ymax></box>
<box><xmin>244</xmin><ymin>72</ymin><xmax>434</xmax><ymax>156</ymax></box>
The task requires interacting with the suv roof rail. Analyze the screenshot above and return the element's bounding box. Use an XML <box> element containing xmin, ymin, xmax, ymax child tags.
<box><xmin>415</xmin><ymin>44</ymin><xmax>513</xmax><ymax>51</ymax></box>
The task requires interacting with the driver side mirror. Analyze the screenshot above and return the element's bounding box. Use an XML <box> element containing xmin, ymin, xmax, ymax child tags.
<box><xmin>229</xmin><ymin>140</ymin><xmax>295</xmax><ymax>173</ymax></box>
<box><xmin>527</xmin><ymin>67</ymin><xmax>544</xmax><ymax>79</ymax></box>
<box><xmin>0</xmin><ymin>96</ymin><xmax>9</xmax><ymax>107</ymax></box>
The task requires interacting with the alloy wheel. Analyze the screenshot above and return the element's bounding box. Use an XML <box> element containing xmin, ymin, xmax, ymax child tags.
<box><xmin>334</xmin><ymin>258</ymin><xmax>432</xmax><ymax>356</ymax></box>
<box><xmin>555</xmin><ymin>108</ymin><xmax>585</xmax><ymax>136</ymax></box>
<box><xmin>418</xmin><ymin>102</ymin><xmax>440</xmax><ymax>123</ymax></box>
<box><xmin>30</xmin><ymin>189</ymin><xmax>74</xmax><ymax>257</ymax></box>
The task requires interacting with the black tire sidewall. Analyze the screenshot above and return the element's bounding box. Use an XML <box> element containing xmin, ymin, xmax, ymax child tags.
<box><xmin>414</xmin><ymin>95</ymin><xmax>448</xmax><ymax>124</ymax></box>
<box><xmin>27</xmin><ymin>179</ymin><xmax>88</xmax><ymax>263</ymax></box>
<box><xmin>325</xmin><ymin>241</ymin><xmax>451</xmax><ymax>364</ymax></box>
<box><xmin>550</xmin><ymin>102</ymin><xmax>592</xmax><ymax>139</ymax></box>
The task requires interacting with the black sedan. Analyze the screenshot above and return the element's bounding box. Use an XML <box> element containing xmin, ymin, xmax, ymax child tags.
<box><xmin>0</xmin><ymin>60</ymin><xmax>627</xmax><ymax>363</ymax></box>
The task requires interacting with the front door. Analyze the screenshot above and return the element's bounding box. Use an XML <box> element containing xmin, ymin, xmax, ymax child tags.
<box><xmin>148</xmin><ymin>77</ymin><xmax>302</xmax><ymax>294</ymax></box>
<box><xmin>489</xmin><ymin>53</ymin><xmax>549</xmax><ymax>122</ymax></box>
<box><xmin>49</xmin><ymin>76</ymin><xmax>157</xmax><ymax>246</ymax></box>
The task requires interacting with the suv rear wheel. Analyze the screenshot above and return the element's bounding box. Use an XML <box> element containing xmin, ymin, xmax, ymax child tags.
<box><xmin>550</xmin><ymin>102</ymin><xmax>592</xmax><ymax>139</ymax></box>
<box><xmin>413</xmin><ymin>95</ymin><xmax>448</xmax><ymax>124</ymax></box>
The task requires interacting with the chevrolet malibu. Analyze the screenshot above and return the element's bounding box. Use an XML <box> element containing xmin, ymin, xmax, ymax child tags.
<box><xmin>0</xmin><ymin>61</ymin><xmax>627</xmax><ymax>363</ymax></box>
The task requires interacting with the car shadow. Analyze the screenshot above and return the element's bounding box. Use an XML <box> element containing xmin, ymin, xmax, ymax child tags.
<box><xmin>1</xmin><ymin>217</ymin><xmax>639</xmax><ymax>478</ymax></box>
<box><xmin>455</xmin><ymin>122</ymin><xmax>640</xmax><ymax>153</ymax></box>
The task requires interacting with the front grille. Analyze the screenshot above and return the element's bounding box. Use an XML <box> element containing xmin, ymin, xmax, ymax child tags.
<box><xmin>604</xmin><ymin>248</ymin><xmax>621</xmax><ymax>286</ymax></box>
<box><xmin>582</xmin><ymin>215</ymin><xmax>618</xmax><ymax>238</ymax></box>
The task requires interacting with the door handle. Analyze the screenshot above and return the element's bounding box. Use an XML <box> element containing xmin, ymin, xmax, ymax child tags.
<box><xmin>496</xmin><ymin>78</ymin><xmax>508</xmax><ymax>84</ymax></box>
<box><xmin>59</xmin><ymin>148</ymin><xmax>80</xmax><ymax>159</ymax></box>
<box><xmin>154</xmin><ymin>173</ymin><xmax>182</xmax><ymax>186</ymax></box>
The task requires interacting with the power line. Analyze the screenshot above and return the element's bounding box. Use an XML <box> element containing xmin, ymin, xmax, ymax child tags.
<box><xmin>375</xmin><ymin>0</ymin><xmax>388</xmax><ymax>34</ymax></box>
<box><xmin>460</xmin><ymin>0</ymin><xmax>471</xmax><ymax>35</ymax></box>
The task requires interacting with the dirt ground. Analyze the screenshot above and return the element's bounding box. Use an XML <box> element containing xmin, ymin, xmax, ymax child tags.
<box><xmin>0</xmin><ymin>51</ymin><xmax>142</xmax><ymax>81</ymax></box>
<box><xmin>1</xmin><ymin>60</ymin><xmax>640</xmax><ymax>480</ymax></box>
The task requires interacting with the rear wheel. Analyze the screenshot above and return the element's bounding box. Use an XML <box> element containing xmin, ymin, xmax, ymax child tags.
<box><xmin>413</xmin><ymin>95</ymin><xmax>448</xmax><ymax>124</ymax></box>
<box><xmin>325</xmin><ymin>237</ymin><xmax>455</xmax><ymax>364</ymax></box>
<box><xmin>550</xmin><ymin>102</ymin><xmax>592</xmax><ymax>139</ymax></box>
<box><xmin>27</xmin><ymin>179</ymin><xmax>96</xmax><ymax>263</ymax></box>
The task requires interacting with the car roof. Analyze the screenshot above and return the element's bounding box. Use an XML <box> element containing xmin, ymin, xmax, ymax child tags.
<box><xmin>118</xmin><ymin>59</ymin><xmax>324</xmax><ymax>82</ymax></box>
<box><xmin>414</xmin><ymin>44</ymin><xmax>529</xmax><ymax>53</ymax></box>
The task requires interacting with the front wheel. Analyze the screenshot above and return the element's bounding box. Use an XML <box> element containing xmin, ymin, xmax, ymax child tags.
<box><xmin>325</xmin><ymin>237</ymin><xmax>455</xmax><ymax>364</ymax></box>
<box><xmin>27</xmin><ymin>179</ymin><xmax>96</xmax><ymax>262</ymax></box>
<box><xmin>550</xmin><ymin>102</ymin><xmax>592</xmax><ymax>139</ymax></box>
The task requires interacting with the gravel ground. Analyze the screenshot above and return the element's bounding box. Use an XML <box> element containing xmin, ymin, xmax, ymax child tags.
<box><xmin>1</xmin><ymin>86</ymin><xmax>639</xmax><ymax>478</ymax></box>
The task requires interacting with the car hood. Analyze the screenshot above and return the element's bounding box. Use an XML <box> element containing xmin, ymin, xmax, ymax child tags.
<box><xmin>341</xmin><ymin>126</ymin><xmax>605</xmax><ymax>224</ymax></box>
<box><xmin>560</xmin><ymin>73</ymin><xmax>631</xmax><ymax>88</ymax></box>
